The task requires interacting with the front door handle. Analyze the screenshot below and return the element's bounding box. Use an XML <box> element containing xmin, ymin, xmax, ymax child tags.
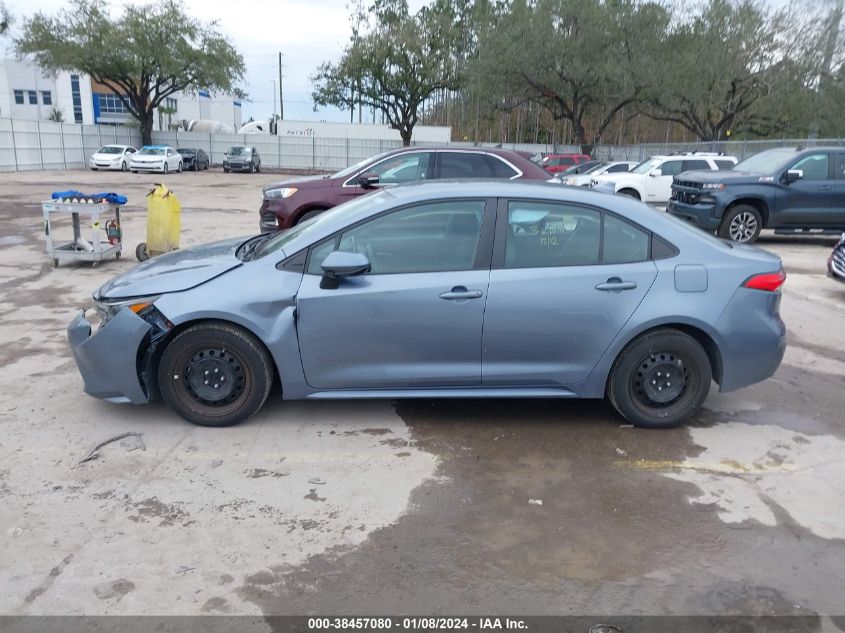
<box><xmin>595</xmin><ymin>277</ymin><xmax>638</xmax><ymax>292</ymax></box>
<box><xmin>439</xmin><ymin>286</ymin><xmax>483</xmax><ymax>300</ymax></box>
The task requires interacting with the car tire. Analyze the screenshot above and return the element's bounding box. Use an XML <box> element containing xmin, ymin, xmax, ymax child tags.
<box><xmin>135</xmin><ymin>242</ymin><xmax>149</xmax><ymax>262</ymax></box>
<box><xmin>718</xmin><ymin>204</ymin><xmax>763</xmax><ymax>244</ymax></box>
<box><xmin>158</xmin><ymin>322</ymin><xmax>274</xmax><ymax>427</ymax></box>
<box><xmin>256</xmin><ymin>163</ymin><xmax>261</xmax><ymax>173</ymax></box>
<box><xmin>177</xmin><ymin>161</ymin><xmax>183</xmax><ymax>173</ymax></box>
<box><xmin>296</xmin><ymin>208</ymin><xmax>326</xmax><ymax>224</ymax></box>
<box><xmin>249</xmin><ymin>162</ymin><xmax>255</xmax><ymax>174</ymax></box>
<box><xmin>618</xmin><ymin>188</ymin><xmax>640</xmax><ymax>200</ymax></box>
<box><xmin>121</xmin><ymin>161</ymin><xmax>127</xmax><ymax>172</ymax></box>
<box><xmin>224</xmin><ymin>167</ymin><xmax>229</xmax><ymax>173</ymax></box>
<box><xmin>607</xmin><ymin>329</ymin><xmax>712</xmax><ymax>429</ymax></box>
<box><xmin>163</xmin><ymin>162</ymin><xmax>169</xmax><ymax>174</ymax></box>
<box><xmin>91</xmin><ymin>167</ymin><xmax>97</xmax><ymax>171</ymax></box>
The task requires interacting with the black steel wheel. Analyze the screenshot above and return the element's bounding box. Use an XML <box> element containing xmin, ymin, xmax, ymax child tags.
<box><xmin>608</xmin><ymin>329</ymin><xmax>711</xmax><ymax>428</ymax></box>
<box><xmin>158</xmin><ymin>322</ymin><xmax>274</xmax><ymax>427</ymax></box>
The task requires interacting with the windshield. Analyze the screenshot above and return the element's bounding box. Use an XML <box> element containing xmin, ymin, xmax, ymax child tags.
<box><xmin>254</xmin><ymin>191</ymin><xmax>393</xmax><ymax>259</ymax></box>
<box><xmin>734</xmin><ymin>148</ymin><xmax>799</xmax><ymax>174</ymax></box>
<box><xmin>330</xmin><ymin>150</ymin><xmax>395</xmax><ymax>180</ymax></box>
<box><xmin>97</xmin><ymin>146</ymin><xmax>123</xmax><ymax>154</ymax></box>
<box><xmin>139</xmin><ymin>147</ymin><xmax>165</xmax><ymax>156</ymax></box>
<box><xmin>632</xmin><ymin>158</ymin><xmax>661</xmax><ymax>174</ymax></box>
<box><xmin>228</xmin><ymin>147</ymin><xmax>250</xmax><ymax>156</ymax></box>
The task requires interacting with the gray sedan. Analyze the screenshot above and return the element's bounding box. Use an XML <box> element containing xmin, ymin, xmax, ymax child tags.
<box><xmin>68</xmin><ymin>181</ymin><xmax>787</xmax><ymax>429</ymax></box>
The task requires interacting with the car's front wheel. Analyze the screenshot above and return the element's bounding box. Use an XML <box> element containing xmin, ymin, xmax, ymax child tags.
<box><xmin>296</xmin><ymin>208</ymin><xmax>326</xmax><ymax>224</ymax></box>
<box><xmin>618</xmin><ymin>188</ymin><xmax>640</xmax><ymax>200</ymax></box>
<box><xmin>163</xmin><ymin>162</ymin><xmax>169</xmax><ymax>174</ymax></box>
<box><xmin>607</xmin><ymin>329</ymin><xmax>712</xmax><ymax>429</ymax></box>
<box><xmin>177</xmin><ymin>161</ymin><xmax>183</xmax><ymax>173</ymax></box>
<box><xmin>719</xmin><ymin>204</ymin><xmax>762</xmax><ymax>244</ymax></box>
<box><xmin>121</xmin><ymin>161</ymin><xmax>127</xmax><ymax>172</ymax></box>
<box><xmin>158</xmin><ymin>322</ymin><xmax>274</xmax><ymax>427</ymax></box>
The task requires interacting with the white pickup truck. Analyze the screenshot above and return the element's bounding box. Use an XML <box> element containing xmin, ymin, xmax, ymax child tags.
<box><xmin>590</xmin><ymin>153</ymin><xmax>738</xmax><ymax>203</ymax></box>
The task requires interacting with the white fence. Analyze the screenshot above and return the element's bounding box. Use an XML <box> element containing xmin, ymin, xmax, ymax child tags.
<box><xmin>0</xmin><ymin>118</ymin><xmax>142</xmax><ymax>171</ymax></box>
<box><xmin>4</xmin><ymin>115</ymin><xmax>845</xmax><ymax>173</ymax></box>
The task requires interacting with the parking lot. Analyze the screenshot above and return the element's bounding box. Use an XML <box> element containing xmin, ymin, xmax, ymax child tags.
<box><xmin>1</xmin><ymin>169</ymin><xmax>844</xmax><ymax>620</ymax></box>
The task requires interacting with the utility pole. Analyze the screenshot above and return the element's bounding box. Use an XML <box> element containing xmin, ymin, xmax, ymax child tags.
<box><xmin>271</xmin><ymin>79</ymin><xmax>277</xmax><ymax>134</ymax></box>
<box><xmin>278</xmin><ymin>52</ymin><xmax>284</xmax><ymax>120</ymax></box>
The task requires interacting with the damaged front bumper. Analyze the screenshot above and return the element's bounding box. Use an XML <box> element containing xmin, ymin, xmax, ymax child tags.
<box><xmin>67</xmin><ymin>308</ymin><xmax>152</xmax><ymax>404</ymax></box>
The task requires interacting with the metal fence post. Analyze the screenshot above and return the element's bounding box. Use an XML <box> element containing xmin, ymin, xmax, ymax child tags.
<box><xmin>346</xmin><ymin>137</ymin><xmax>349</xmax><ymax>167</ymax></box>
<box><xmin>37</xmin><ymin>120</ymin><xmax>44</xmax><ymax>170</ymax></box>
<box><xmin>311</xmin><ymin>135</ymin><xmax>315</xmax><ymax>170</ymax></box>
<box><xmin>79</xmin><ymin>123</ymin><xmax>84</xmax><ymax>166</ymax></box>
<box><xmin>277</xmin><ymin>134</ymin><xmax>281</xmax><ymax>169</ymax></box>
<box><xmin>10</xmin><ymin>118</ymin><xmax>18</xmax><ymax>171</ymax></box>
<box><xmin>60</xmin><ymin>122</ymin><xmax>66</xmax><ymax>169</ymax></box>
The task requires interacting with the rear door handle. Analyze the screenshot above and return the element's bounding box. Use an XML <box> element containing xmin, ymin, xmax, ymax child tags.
<box><xmin>439</xmin><ymin>286</ymin><xmax>483</xmax><ymax>300</ymax></box>
<box><xmin>595</xmin><ymin>277</ymin><xmax>637</xmax><ymax>291</ymax></box>
<box><xmin>819</xmin><ymin>185</ymin><xmax>832</xmax><ymax>191</ymax></box>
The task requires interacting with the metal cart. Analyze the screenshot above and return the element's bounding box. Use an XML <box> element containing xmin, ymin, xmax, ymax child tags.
<box><xmin>42</xmin><ymin>199</ymin><xmax>123</xmax><ymax>268</ymax></box>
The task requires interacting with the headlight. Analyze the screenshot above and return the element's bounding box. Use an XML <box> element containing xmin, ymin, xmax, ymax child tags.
<box><xmin>701</xmin><ymin>183</ymin><xmax>725</xmax><ymax>191</ymax></box>
<box><xmin>95</xmin><ymin>295</ymin><xmax>161</xmax><ymax>327</ymax></box>
<box><xmin>265</xmin><ymin>187</ymin><xmax>298</xmax><ymax>199</ymax></box>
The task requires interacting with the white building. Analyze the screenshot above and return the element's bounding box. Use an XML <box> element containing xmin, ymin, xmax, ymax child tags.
<box><xmin>0</xmin><ymin>59</ymin><xmax>94</xmax><ymax>124</ymax></box>
<box><xmin>1</xmin><ymin>59</ymin><xmax>242</xmax><ymax>131</ymax></box>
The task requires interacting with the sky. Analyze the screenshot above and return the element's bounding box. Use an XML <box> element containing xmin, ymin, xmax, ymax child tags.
<box><xmin>0</xmin><ymin>0</ymin><xmax>412</xmax><ymax>123</ymax></box>
<box><xmin>2</xmin><ymin>0</ymin><xmax>807</xmax><ymax>124</ymax></box>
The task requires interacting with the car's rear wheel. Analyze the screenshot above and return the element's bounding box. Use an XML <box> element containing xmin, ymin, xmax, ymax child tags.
<box><xmin>608</xmin><ymin>329</ymin><xmax>711</xmax><ymax>429</ymax></box>
<box><xmin>719</xmin><ymin>204</ymin><xmax>762</xmax><ymax>244</ymax></box>
<box><xmin>296</xmin><ymin>208</ymin><xmax>326</xmax><ymax>224</ymax></box>
<box><xmin>158</xmin><ymin>322</ymin><xmax>274</xmax><ymax>427</ymax></box>
<box><xmin>618</xmin><ymin>188</ymin><xmax>640</xmax><ymax>200</ymax></box>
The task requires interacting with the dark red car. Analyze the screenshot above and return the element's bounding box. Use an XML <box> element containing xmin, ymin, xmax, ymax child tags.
<box><xmin>259</xmin><ymin>146</ymin><xmax>553</xmax><ymax>231</ymax></box>
<box><xmin>540</xmin><ymin>153</ymin><xmax>592</xmax><ymax>174</ymax></box>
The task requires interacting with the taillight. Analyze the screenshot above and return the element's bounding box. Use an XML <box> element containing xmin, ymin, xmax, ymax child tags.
<box><xmin>743</xmin><ymin>270</ymin><xmax>786</xmax><ymax>292</ymax></box>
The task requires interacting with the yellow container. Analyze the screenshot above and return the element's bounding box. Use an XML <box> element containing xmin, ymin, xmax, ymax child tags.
<box><xmin>141</xmin><ymin>184</ymin><xmax>181</xmax><ymax>259</ymax></box>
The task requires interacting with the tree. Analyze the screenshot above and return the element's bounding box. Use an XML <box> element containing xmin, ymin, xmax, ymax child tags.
<box><xmin>312</xmin><ymin>0</ymin><xmax>462</xmax><ymax>145</ymax></box>
<box><xmin>1</xmin><ymin>2</ymin><xmax>11</xmax><ymax>36</ymax></box>
<box><xmin>639</xmin><ymin>0</ymin><xmax>821</xmax><ymax>140</ymax></box>
<box><xmin>470</xmin><ymin>0</ymin><xmax>669</xmax><ymax>153</ymax></box>
<box><xmin>15</xmin><ymin>0</ymin><xmax>246</xmax><ymax>144</ymax></box>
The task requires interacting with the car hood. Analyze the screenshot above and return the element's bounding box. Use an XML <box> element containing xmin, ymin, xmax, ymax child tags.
<box><xmin>263</xmin><ymin>174</ymin><xmax>335</xmax><ymax>194</ymax></box>
<box><xmin>92</xmin><ymin>152</ymin><xmax>121</xmax><ymax>161</ymax></box>
<box><xmin>95</xmin><ymin>237</ymin><xmax>246</xmax><ymax>300</ymax></box>
<box><xmin>674</xmin><ymin>170</ymin><xmax>761</xmax><ymax>184</ymax></box>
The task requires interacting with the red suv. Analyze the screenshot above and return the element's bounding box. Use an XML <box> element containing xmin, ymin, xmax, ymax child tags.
<box><xmin>259</xmin><ymin>147</ymin><xmax>553</xmax><ymax>231</ymax></box>
<box><xmin>540</xmin><ymin>153</ymin><xmax>592</xmax><ymax>174</ymax></box>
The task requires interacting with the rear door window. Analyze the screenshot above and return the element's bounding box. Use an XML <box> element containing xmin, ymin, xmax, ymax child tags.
<box><xmin>485</xmin><ymin>156</ymin><xmax>519</xmax><ymax>179</ymax></box>
<box><xmin>505</xmin><ymin>202</ymin><xmax>600</xmax><ymax>268</ymax></box>
<box><xmin>438</xmin><ymin>152</ymin><xmax>496</xmax><ymax>179</ymax></box>
<box><xmin>835</xmin><ymin>153</ymin><xmax>845</xmax><ymax>179</ymax></box>
<box><xmin>602</xmin><ymin>214</ymin><xmax>650</xmax><ymax>264</ymax></box>
<box><xmin>683</xmin><ymin>159</ymin><xmax>710</xmax><ymax>171</ymax></box>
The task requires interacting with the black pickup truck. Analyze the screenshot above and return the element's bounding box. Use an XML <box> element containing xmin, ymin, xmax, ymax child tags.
<box><xmin>667</xmin><ymin>147</ymin><xmax>845</xmax><ymax>243</ymax></box>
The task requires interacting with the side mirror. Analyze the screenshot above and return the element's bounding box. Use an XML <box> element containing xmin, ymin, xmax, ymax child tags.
<box><xmin>320</xmin><ymin>251</ymin><xmax>371</xmax><ymax>289</ymax></box>
<box><xmin>784</xmin><ymin>169</ymin><xmax>803</xmax><ymax>184</ymax></box>
<box><xmin>650</xmin><ymin>169</ymin><xmax>663</xmax><ymax>177</ymax></box>
<box><xmin>357</xmin><ymin>173</ymin><xmax>380</xmax><ymax>189</ymax></box>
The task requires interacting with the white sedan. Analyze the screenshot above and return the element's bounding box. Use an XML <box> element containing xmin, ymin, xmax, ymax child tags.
<box><xmin>130</xmin><ymin>146</ymin><xmax>183</xmax><ymax>174</ymax></box>
<box><xmin>89</xmin><ymin>145</ymin><xmax>137</xmax><ymax>171</ymax></box>
<box><xmin>563</xmin><ymin>161</ymin><xmax>637</xmax><ymax>187</ymax></box>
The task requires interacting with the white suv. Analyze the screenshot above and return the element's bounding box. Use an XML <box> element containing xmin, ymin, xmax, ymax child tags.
<box><xmin>590</xmin><ymin>153</ymin><xmax>738</xmax><ymax>203</ymax></box>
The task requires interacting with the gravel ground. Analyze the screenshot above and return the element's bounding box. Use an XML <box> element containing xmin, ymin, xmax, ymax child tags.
<box><xmin>0</xmin><ymin>169</ymin><xmax>843</xmax><ymax>623</ymax></box>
